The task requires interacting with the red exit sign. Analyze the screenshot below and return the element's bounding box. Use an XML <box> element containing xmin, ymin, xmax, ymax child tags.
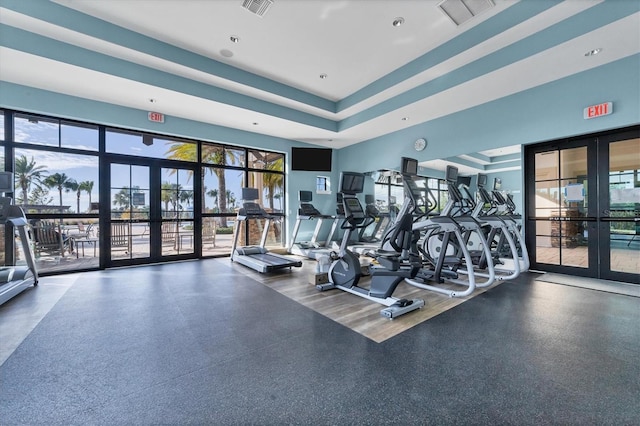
<box><xmin>583</xmin><ymin>102</ymin><xmax>612</xmax><ymax>119</ymax></box>
<box><xmin>148</xmin><ymin>111</ymin><xmax>165</xmax><ymax>123</ymax></box>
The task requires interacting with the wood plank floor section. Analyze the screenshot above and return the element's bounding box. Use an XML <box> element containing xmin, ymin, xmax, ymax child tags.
<box><xmin>230</xmin><ymin>257</ymin><xmax>503</xmax><ymax>343</ymax></box>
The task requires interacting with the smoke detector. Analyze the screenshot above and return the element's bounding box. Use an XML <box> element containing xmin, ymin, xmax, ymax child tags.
<box><xmin>438</xmin><ymin>0</ymin><xmax>494</xmax><ymax>26</ymax></box>
<box><xmin>241</xmin><ymin>0</ymin><xmax>274</xmax><ymax>17</ymax></box>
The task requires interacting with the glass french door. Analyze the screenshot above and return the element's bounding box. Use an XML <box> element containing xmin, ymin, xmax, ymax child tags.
<box><xmin>525</xmin><ymin>126</ymin><xmax>640</xmax><ymax>284</ymax></box>
<box><xmin>106</xmin><ymin>159</ymin><xmax>197</xmax><ymax>267</ymax></box>
<box><xmin>598</xmin><ymin>131</ymin><xmax>640</xmax><ymax>282</ymax></box>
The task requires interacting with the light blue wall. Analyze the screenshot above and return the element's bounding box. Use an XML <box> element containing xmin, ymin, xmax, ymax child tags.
<box><xmin>338</xmin><ymin>55</ymin><xmax>640</xmax><ymax>214</ymax></box>
<box><xmin>339</xmin><ymin>55</ymin><xmax>640</xmax><ymax>172</ymax></box>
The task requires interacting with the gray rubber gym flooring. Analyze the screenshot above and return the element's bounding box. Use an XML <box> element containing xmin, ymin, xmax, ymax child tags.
<box><xmin>1</xmin><ymin>259</ymin><xmax>638</xmax><ymax>425</ymax></box>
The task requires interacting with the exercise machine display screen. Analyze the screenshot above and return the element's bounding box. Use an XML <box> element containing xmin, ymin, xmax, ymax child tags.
<box><xmin>445</xmin><ymin>165</ymin><xmax>458</xmax><ymax>183</ymax></box>
<box><xmin>344</xmin><ymin>198</ymin><xmax>364</xmax><ymax>216</ymax></box>
<box><xmin>402</xmin><ymin>157</ymin><xmax>418</xmax><ymax>175</ymax></box>
<box><xmin>339</xmin><ymin>172</ymin><xmax>364</xmax><ymax>194</ymax></box>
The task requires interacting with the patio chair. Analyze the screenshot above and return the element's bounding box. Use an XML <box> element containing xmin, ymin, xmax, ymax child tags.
<box><xmin>202</xmin><ymin>218</ymin><xmax>217</xmax><ymax>248</ymax></box>
<box><xmin>111</xmin><ymin>222</ymin><xmax>130</xmax><ymax>254</ymax></box>
<box><xmin>162</xmin><ymin>221</ymin><xmax>178</xmax><ymax>249</ymax></box>
<box><xmin>32</xmin><ymin>220</ymin><xmax>72</xmax><ymax>257</ymax></box>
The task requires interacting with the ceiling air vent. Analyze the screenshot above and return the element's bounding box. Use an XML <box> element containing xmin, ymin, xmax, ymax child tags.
<box><xmin>241</xmin><ymin>0</ymin><xmax>274</xmax><ymax>17</ymax></box>
<box><xmin>438</xmin><ymin>0</ymin><xmax>494</xmax><ymax>26</ymax></box>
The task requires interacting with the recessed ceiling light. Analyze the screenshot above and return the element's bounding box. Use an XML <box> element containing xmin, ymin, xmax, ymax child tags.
<box><xmin>148</xmin><ymin>98</ymin><xmax>157</xmax><ymax>103</ymax></box>
<box><xmin>319</xmin><ymin>73</ymin><xmax>328</xmax><ymax>79</ymax></box>
<box><xmin>220</xmin><ymin>49</ymin><xmax>234</xmax><ymax>58</ymax></box>
<box><xmin>252</xmin><ymin>122</ymin><xmax>259</xmax><ymax>125</ymax></box>
<box><xmin>401</xmin><ymin>117</ymin><xmax>409</xmax><ymax>121</ymax></box>
<box><xmin>584</xmin><ymin>48</ymin><xmax>602</xmax><ymax>57</ymax></box>
<box><xmin>328</xmin><ymin>139</ymin><xmax>333</xmax><ymax>142</ymax></box>
<box><xmin>230</xmin><ymin>35</ymin><xmax>240</xmax><ymax>43</ymax></box>
<box><xmin>392</xmin><ymin>17</ymin><xmax>405</xmax><ymax>27</ymax></box>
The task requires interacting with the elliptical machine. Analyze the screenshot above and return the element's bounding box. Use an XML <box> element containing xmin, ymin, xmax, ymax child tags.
<box><xmin>317</xmin><ymin>171</ymin><xmax>425</xmax><ymax>319</ymax></box>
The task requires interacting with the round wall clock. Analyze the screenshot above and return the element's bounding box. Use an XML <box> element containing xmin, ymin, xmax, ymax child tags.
<box><xmin>414</xmin><ymin>138</ymin><xmax>427</xmax><ymax>151</ymax></box>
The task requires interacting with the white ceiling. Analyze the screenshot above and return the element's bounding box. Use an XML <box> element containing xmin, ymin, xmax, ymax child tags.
<box><xmin>0</xmin><ymin>0</ymin><xmax>638</xmax><ymax>174</ymax></box>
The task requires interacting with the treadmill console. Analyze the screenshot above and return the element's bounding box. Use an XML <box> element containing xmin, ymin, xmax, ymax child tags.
<box><xmin>343</xmin><ymin>196</ymin><xmax>365</xmax><ymax>224</ymax></box>
<box><xmin>299</xmin><ymin>203</ymin><xmax>321</xmax><ymax>217</ymax></box>
<box><xmin>241</xmin><ymin>202</ymin><xmax>264</xmax><ymax>216</ymax></box>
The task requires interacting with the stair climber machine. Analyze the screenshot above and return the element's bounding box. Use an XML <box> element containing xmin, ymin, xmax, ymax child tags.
<box><xmin>419</xmin><ymin>166</ymin><xmax>496</xmax><ymax>288</ymax></box>
<box><xmin>472</xmin><ymin>174</ymin><xmax>529</xmax><ymax>276</ymax></box>
<box><xmin>288</xmin><ymin>190</ymin><xmax>335</xmax><ymax>260</ymax></box>
<box><xmin>457</xmin><ymin>178</ymin><xmax>521</xmax><ymax>280</ymax></box>
<box><xmin>397</xmin><ymin>160</ymin><xmax>492</xmax><ymax>298</ymax></box>
<box><xmin>316</xmin><ymin>171</ymin><xmax>425</xmax><ymax>319</ymax></box>
<box><xmin>359</xmin><ymin>194</ymin><xmax>385</xmax><ymax>243</ymax></box>
<box><xmin>231</xmin><ymin>188</ymin><xmax>302</xmax><ymax>273</ymax></box>
<box><xmin>0</xmin><ymin>193</ymin><xmax>39</xmax><ymax>306</ymax></box>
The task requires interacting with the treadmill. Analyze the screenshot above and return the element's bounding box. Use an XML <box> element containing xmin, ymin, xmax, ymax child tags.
<box><xmin>0</xmin><ymin>196</ymin><xmax>39</xmax><ymax>306</ymax></box>
<box><xmin>288</xmin><ymin>190</ymin><xmax>334</xmax><ymax>260</ymax></box>
<box><xmin>231</xmin><ymin>188</ymin><xmax>302</xmax><ymax>273</ymax></box>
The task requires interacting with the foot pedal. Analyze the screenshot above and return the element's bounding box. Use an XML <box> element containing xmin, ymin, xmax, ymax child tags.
<box><xmin>393</xmin><ymin>299</ymin><xmax>413</xmax><ymax>308</ymax></box>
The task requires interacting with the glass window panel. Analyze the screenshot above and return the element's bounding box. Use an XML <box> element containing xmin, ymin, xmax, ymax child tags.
<box><xmin>106</xmin><ymin>129</ymin><xmax>145</xmax><ymax>156</ymax></box>
<box><xmin>610</xmin><ymin>138</ymin><xmax>640</xmax><ymax>175</ymax></box>
<box><xmin>0</xmin><ymin>110</ymin><xmax>4</xmax><ymax>141</ymax></box>
<box><xmin>201</xmin><ymin>143</ymin><xmax>224</xmax><ymax>165</ymax></box>
<box><xmin>203</xmin><ymin>166</ymin><xmax>220</xmax><ymax>213</ymax></box>
<box><xmin>610</xmin><ymin>221</ymin><xmax>639</xmax><ymax>274</ymax></box>
<box><xmin>249</xmin><ymin>171</ymin><xmax>284</xmax><ymax>213</ymax></box>
<box><xmin>15</xmin><ymin>148</ymin><xmax>98</xmax><ymax>214</ymax></box>
<box><xmin>374</xmin><ymin>183</ymin><xmax>388</xmax><ymax>212</ymax></box>
<box><xmin>111</xmin><ymin>164</ymin><xmax>149</xmax><ymax>219</ymax></box>
<box><xmin>560</xmin><ymin>146</ymin><xmax>587</xmax><ymax>179</ymax></box>
<box><xmin>390</xmin><ymin>185</ymin><xmax>404</xmax><ymax>213</ymax></box>
<box><xmin>162</xmin><ymin>219</ymin><xmax>194</xmax><ymax>256</ymax></box>
<box><xmin>107</xmin><ymin>131</ymin><xmax>196</xmax><ymax>161</ymax></box>
<box><xmin>159</xmin><ymin>138</ymin><xmax>197</xmax><ymax>162</ymax></box>
<box><xmin>534</xmin><ymin>181</ymin><xmax>559</xmax><ymax>217</ymax></box>
<box><xmin>14</xmin><ymin>114</ymin><xmax>59</xmax><ymax>147</ymax></box>
<box><xmin>609</xmin><ymin>138</ymin><xmax>640</xmax><ymax>212</ymax></box>
<box><xmin>535</xmin><ymin>219</ymin><xmax>559</xmax><ymax>264</ymax></box>
<box><xmin>202</xmin><ymin>144</ymin><xmax>244</xmax><ymax>167</ymax></box>
<box><xmin>248</xmin><ymin>150</ymin><xmax>284</xmax><ymax>171</ymax></box>
<box><xmin>201</xmin><ymin>217</ymin><xmax>218</xmax><ymax>255</ymax></box>
<box><xmin>535</xmin><ymin>151</ymin><xmax>558</xmax><ymax>181</ymax></box>
<box><xmin>560</xmin><ymin>178</ymin><xmax>587</xmax><ymax>214</ymax></box>
<box><xmin>161</xmin><ymin>169</ymin><xmax>181</xmax><ymax>219</ymax></box>
<box><xmin>225</xmin><ymin>147</ymin><xmax>245</xmax><ymax>167</ymax></box>
<box><xmin>203</xmin><ymin>167</ymin><xmax>243</xmax><ymax>214</ymax></box>
<box><xmin>61</xmin><ymin>122</ymin><xmax>99</xmax><ymax>151</ymax></box>
<box><xmin>266</xmin><ymin>153</ymin><xmax>284</xmax><ymax>172</ymax></box>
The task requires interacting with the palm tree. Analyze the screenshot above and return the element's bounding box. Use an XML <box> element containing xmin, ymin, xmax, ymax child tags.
<box><xmin>180</xmin><ymin>189</ymin><xmax>193</xmax><ymax>208</ymax></box>
<box><xmin>43</xmin><ymin>173</ymin><xmax>75</xmax><ymax>207</ymax></box>
<box><xmin>206</xmin><ymin>188</ymin><xmax>218</xmax><ymax>212</ymax></box>
<box><xmin>165</xmin><ymin>143</ymin><xmax>238</xmax><ymax>226</ymax></box>
<box><xmin>263</xmin><ymin>158</ymin><xmax>284</xmax><ymax>211</ymax></box>
<box><xmin>14</xmin><ymin>154</ymin><xmax>48</xmax><ymax>205</ymax></box>
<box><xmin>68</xmin><ymin>180</ymin><xmax>80</xmax><ymax>213</ymax></box>
<box><xmin>161</xmin><ymin>182</ymin><xmax>182</xmax><ymax>217</ymax></box>
<box><xmin>79</xmin><ymin>181</ymin><xmax>94</xmax><ymax>211</ymax></box>
<box><xmin>113</xmin><ymin>186</ymin><xmax>131</xmax><ymax>210</ymax></box>
<box><xmin>29</xmin><ymin>186</ymin><xmax>53</xmax><ymax>206</ymax></box>
<box><xmin>226</xmin><ymin>190</ymin><xmax>236</xmax><ymax>209</ymax></box>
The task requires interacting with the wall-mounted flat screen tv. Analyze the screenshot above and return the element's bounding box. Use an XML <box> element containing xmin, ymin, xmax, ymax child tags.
<box><xmin>291</xmin><ymin>147</ymin><xmax>332</xmax><ymax>172</ymax></box>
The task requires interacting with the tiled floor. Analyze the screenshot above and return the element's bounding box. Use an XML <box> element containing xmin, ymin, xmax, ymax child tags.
<box><xmin>1</xmin><ymin>259</ymin><xmax>638</xmax><ymax>424</ymax></box>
